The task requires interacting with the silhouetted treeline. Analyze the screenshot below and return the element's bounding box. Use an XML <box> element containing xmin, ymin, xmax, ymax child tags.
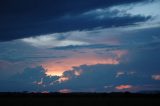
<box><xmin>0</xmin><ymin>91</ymin><xmax>160</xmax><ymax>98</ymax></box>
<box><xmin>0</xmin><ymin>92</ymin><xmax>160</xmax><ymax>106</ymax></box>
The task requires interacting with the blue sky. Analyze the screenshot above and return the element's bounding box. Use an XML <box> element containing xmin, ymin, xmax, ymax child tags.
<box><xmin>0</xmin><ymin>0</ymin><xmax>160</xmax><ymax>92</ymax></box>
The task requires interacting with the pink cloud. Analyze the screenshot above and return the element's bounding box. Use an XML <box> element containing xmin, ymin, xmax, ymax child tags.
<box><xmin>42</xmin><ymin>54</ymin><xmax>119</xmax><ymax>76</ymax></box>
<box><xmin>56</xmin><ymin>76</ymin><xmax>69</xmax><ymax>83</ymax></box>
<box><xmin>59</xmin><ymin>89</ymin><xmax>71</xmax><ymax>93</ymax></box>
<box><xmin>41</xmin><ymin>49</ymin><xmax>128</xmax><ymax>76</ymax></box>
<box><xmin>116</xmin><ymin>85</ymin><xmax>133</xmax><ymax>90</ymax></box>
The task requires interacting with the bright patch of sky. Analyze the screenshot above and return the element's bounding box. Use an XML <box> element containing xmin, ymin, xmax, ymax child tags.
<box><xmin>22</xmin><ymin>34</ymin><xmax>89</xmax><ymax>48</ymax></box>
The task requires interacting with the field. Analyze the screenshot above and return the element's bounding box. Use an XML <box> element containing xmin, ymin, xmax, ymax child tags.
<box><xmin>0</xmin><ymin>92</ymin><xmax>160</xmax><ymax>106</ymax></box>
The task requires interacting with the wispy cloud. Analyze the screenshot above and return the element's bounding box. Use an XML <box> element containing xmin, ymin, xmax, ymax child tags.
<box><xmin>22</xmin><ymin>35</ymin><xmax>89</xmax><ymax>48</ymax></box>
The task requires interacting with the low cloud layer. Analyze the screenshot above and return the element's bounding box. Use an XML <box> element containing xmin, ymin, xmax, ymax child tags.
<box><xmin>1</xmin><ymin>44</ymin><xmax>160</xmax><ymax>92</ymax></box>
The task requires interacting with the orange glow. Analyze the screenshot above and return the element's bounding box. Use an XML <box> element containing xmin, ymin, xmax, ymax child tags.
<box><xmin>57</xmin><ymin>76</ymin><xmax>69</xmax><ymax>83</ymax></box>
<box><xmin>41</xmin><ymin>50</ymin><xmax>127</xmax><ymax>76</ymax></box>
<box><xmin>74</xmin><ymin>70</ymin><xmax>82</xmax><ymax>76</ymax></box>
<box><xmin>116</xmin><ymin>85</ymin><xmax>132</xmax><ymax>90</ymax></box>
<box><xmin>42</xmin><ymin>56</ymin><xmax>119</xmax><ymax>76</ymax></box>
<box><xmin>59</xmin><ymin>89</ymin><xmax>71</xmax><ymax>93</ymax></box>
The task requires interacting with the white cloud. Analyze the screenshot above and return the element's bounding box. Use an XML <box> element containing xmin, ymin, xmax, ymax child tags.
<box><xmin>116</xmin><ymin>71</ymin><xmax>125</xmax><ymax>78</ymax></box>
<box><xmin>79</xmin><ymin>0</ymin><xmax>160</xmax><ymax>30</ymax></box>
<box><xmin>110</xmin><ymin>0</ymin><xmax>160</xmax><ymax>24</ymax></box>
<box><xmin>21</xmin><ymin>34</ymin><xmax>89</xmax><ymax>48</ymax></box>
<box><xmin>82</xmin><ymin>0</ymin><xmax>160</xmax><ymax>21</ymax></box>
<box><xmin>82</xmin><ymin>6</ymin><xmax>129</xmax><ymax>20</ymax></box>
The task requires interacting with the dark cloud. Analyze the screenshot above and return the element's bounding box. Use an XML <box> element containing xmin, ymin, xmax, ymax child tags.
<box><xmin>56</xmin><ymin>45</ymin><xmax>160</xmax><ymax>92</ymax></box>
<box><xmin>126</xmin><ymin>48</ymin><xmax>160</xmax><ymax>75</ymax></box>
<box><xmin>0</xmin><ymin>0</ymin><xmax>146</xmax><ymax>17</ymax></box>
<box><xmin>60</xmin><ymin>65</ymin><xmax>119</xmax><ymax>90</ymax></box>
<box><xmin>0</xmin><ymin>41</ymin><xmax>66</xmax><ymax>62</ymax></box>
<box><xmin>52</xmin><ymin>44</ymin><xmax>120</xmax><ymax>50</ymax></box>
<box><xmin>0</xmin><ymin>0</ymin><xmax>148</xmax><ymax>41</ymax></box>
<box><xmin>0</xmin><ymin>66</ymin><xmax>59</xmax><ymax>92</ymax></box>
<box><xmin>57</xmin><ymin>64</ymin><xmax>157</xmax><ymax>92</ymax></box>
<box><xmin>117</xmin><ymin>27</ymin><xmax>160</xmax><ymax>44</ymax></box>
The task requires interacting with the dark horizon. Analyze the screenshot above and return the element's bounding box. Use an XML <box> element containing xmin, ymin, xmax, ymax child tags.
<box><xmin>0</xmin><ymin>91</ymin><xmax>160</xmax><ymax>106</ymax></box>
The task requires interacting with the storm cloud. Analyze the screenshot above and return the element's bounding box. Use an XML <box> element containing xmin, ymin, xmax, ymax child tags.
<box><xmin>0</xmin><ymin>0</ymin><xmax>152</xmax><ymax>41</ymax></box>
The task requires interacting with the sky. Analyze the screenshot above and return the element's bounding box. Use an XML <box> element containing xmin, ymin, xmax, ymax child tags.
<box><xmin>0</xmin><ymin>0</ymin><xmax>160</xmax><ymax>93</ymax></box>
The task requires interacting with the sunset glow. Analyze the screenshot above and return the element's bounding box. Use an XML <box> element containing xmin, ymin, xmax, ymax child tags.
<box><xmin>57</xmin><ymin>76</ymin><xmax>69</xmax><ymax>83</ymax></box>
<box><xmin>116</xmin><ymin>85</ymin><xmax>133</xmax><ymax>90</ymax></box>
<box><xmin>42</xmin><ymin>56</ymin><xmax>119</xmax><ymax>76</ymax></box>
<box><xmin>42</xmin><ymin>50</ymin><xmax>128</xmax><ymax>76</ymax></box>
<box><xmin>59</xmin><ymin>89</ymin><xmax>71</xmax><ymax>93</ymax></box>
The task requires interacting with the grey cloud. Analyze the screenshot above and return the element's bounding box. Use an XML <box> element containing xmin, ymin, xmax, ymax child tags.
<box><xmin>56</xmin><ymin>44</ymin><xmax>160</xmax><ymax>91</ymax></box>
<box><xmin>0</xmin><ymin>0</ymin><xmax>149</xmax><ymax>41</ymax></box>
<box><xmin>0</xmin><ymin>66</ymin><xmax>59</xmax><ymax>92</ymax></box>
<box><xmin>0</xmin><ymin>41</ymin><xmax>66</xmax><ymax>62</ymax></box>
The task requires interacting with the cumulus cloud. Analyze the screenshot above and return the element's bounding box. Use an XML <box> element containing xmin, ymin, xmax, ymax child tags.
<box><xmin>53</xmin><ymin>43</ymin><xmax>160</xmax><ymax>92</ymax></box>
<box><xmin>0</xmin><ymin>66</ymin><xmax>59</xmax><ymax>92</ymax></box>
<box><xmin>54</xmin><ymin>65</ymin><xmax>149</xmax><ymax>92</ymax></box>
<box><xmin>1</xmin><ymin>45</ymin><xmax>160</xmax><ymax>92</ymax></box>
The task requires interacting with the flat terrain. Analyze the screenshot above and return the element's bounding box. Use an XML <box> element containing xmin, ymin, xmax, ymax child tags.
<box><xmin>0</xmin><ymin>93</ymin><xmax>160</xmax><ymax>106</ymax></box>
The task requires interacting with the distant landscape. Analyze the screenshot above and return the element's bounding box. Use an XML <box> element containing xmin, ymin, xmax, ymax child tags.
<box><xmin>0</xmin><ymin>92</ymin><xmax>160</xmax><ymax>106</ymax></box>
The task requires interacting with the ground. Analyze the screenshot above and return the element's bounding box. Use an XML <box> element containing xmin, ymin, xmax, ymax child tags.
<box><xmin>0</xmin><ymin>93</ymin><xmax>160</xmax><ymax>106</ymax></box>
